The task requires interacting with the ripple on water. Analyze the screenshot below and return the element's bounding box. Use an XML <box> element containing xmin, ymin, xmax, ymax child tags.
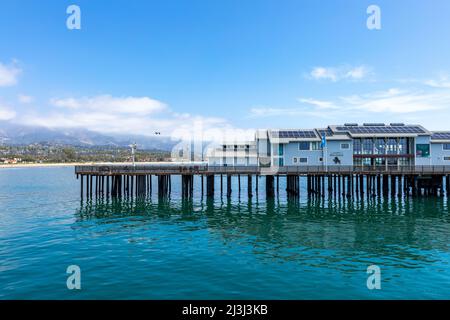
<box><xmin>0</xmin><ymin>167</ymin><xmax>449</xmax><ymax>299</ymax></box>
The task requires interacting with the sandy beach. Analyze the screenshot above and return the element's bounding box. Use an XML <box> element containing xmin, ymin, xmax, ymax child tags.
<box><xmin>0</xmin><ymin>162</ymin><xmax>105</xmax><ymax>169</ymax></box>
<box><xmin>0</xmin><ymin>161</ymin><xmax>176</xmax><ymax>169</ymax></box>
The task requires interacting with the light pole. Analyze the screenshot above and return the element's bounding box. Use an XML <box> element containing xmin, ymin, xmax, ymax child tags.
<box><xmin>130</xmin><ymin>142</ymin><xmax>137</xmax><ymax>167</ymax></box>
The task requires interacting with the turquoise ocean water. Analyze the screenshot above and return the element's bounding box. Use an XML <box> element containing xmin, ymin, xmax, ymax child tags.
<box><xmin>0</xmin><ymin>167</ymin><xmax>449</xmax><ymax>299</ymax></box>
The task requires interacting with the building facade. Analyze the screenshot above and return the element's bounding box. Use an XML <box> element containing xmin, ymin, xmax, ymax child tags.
<box><xmin>206</xmin><ymin>141</ymin><xmax>258</xmax><ymax>166</ymax></box>
<box><xmin>206</xmin><ymin>123</ymin><xmax>450</xmax><ymax>167</ymax></box>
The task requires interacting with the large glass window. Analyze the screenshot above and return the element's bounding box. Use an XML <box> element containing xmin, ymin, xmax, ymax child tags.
<box><xmin>398</xmin><ymin>138</ymin><xmax>408</xmax><ymax>154</ymax></box>
<box><xmin>443</xmin><ymin>144</ymin><xmax>450</xmax><ymax>150</ymax></box>
<box><xmin>362</xmin><ymin>139</ymin><xmax>374</xmax><ymax>154</ymax></box>
<box><xmin>353</xmin><ymin>139</ymin><xmax>362</xmax><ymax>155</ymax></box>
<box><xmin>374</xmin><ymin>158</ymin><xmax>385</xmax><ymax>166</ymax></box>
<box><xmin>299</xmin><ymin>142</ymin><xmax>310</xmax><ymax>151</ymax></box>
<box><xmin>387</xmin><ymin>138</ymin><xmax>398</xmax><ymax>155</ymax></box>
<box><xmin>399</xmin><ymin>158</ymin><xmax>412</xmax><ymax>166</ymax></box>
<box><xmin>416</xmin><ymin>144</ymin><xmax>430</xmax><ymax>157</ymax></box>
<box><xmin>374</xmin><ymin>138</ymin><xmax>386</xmax><ymax>155</ymax></box>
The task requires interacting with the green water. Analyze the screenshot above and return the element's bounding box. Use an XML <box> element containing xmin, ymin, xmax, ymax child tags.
<box><xmin>0</xmin><ymin>167</ymin><xmax>449</xmax><ymax>299</ymax></box>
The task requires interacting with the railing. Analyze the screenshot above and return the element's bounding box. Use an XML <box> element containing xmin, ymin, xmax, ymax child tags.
<box><xmin>75</xmin><ymin>164</ymin><xmax>450</xmax><ymax>175</ymax></box>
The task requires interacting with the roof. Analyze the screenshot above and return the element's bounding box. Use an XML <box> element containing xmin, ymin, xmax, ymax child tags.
<box><xmin>257</xmin><ymin>124</ymin><xmax>434</xmax><ymax>144</ymax></box>
<box><xmin>430</xmin><ymin>131</ymin><xmax>450</xmax><ymax>143</ymax></box>
<box><xmin>329</xmin><ymin>124</ymin><xmax>430</xmax><ymax>137</ymax></box>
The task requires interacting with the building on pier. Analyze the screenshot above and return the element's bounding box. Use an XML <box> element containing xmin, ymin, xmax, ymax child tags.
<box><xmin>205</xmin><ymin>141</ymin><xmax>258</xmax><ymax>166</ymax></box>
<box><xmin>246</xmin><ymin>123</ymin><xmax>450</xmax><ymax>168</ymax></box>
<box><xmin>74</xmin><ymin>123</ymin><xmax>450</xmax><ymax>200</ymax></box>
<box><xmin>430</xmin><ymin>132</ymin><xmax>450</xmax><ymax>165</ymax></box>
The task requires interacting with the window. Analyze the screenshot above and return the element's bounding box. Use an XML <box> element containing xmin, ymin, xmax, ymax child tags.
<box><xmin>443</xmin><ymin>144</ymin><xmax>450</xmax><ymax>150</ymax></box>
<box><xmin>362</xmin><ymin>138</ymin><xmax>374</xmax><ymax>154</ymax></box>
<box><xmin>341</xmin><ymin>143</ymin><xmax>350</xmax><ymax>150</ymax></box>
<box><xmin>398</xmin><ymin>138</ymin><xmax>408</xmax><ymax>155</ymax></box>
<box><xmin>278</xmin><ymin>144</ymin><xmax>284</xmax><ymax>156</ymax></box>
<box><xmin>299</xmin><ymin>142</ymin><xmax>310</xmax><ymax>151</ymax></box>
<box><xmin>387</xmin><ymin>138</ymin><xmax>398</xmax><ymax>155</ymax></box>
<box><xmin>311</xmin><ymin>142</ymin><xmax>322</xmax><ymax>150</ymax></box>
<box><xmin>318</xmin><ymin>157</ymin><xmax>323</xmax><ymax>162</ymax></box>
<box><xmin>293</xmin><ymin>157</ymin><xmax>298</xmax><ymax>164</ymax></box>
<box><xmin>299</xmin><ymin>157</ymin><xmax>308</xmax><ymax>163</ymax></box>
<box><xmin>416</xmin><ymin>144</ymin><xmax>430</xmax><ymax>157</ymax></box>
<box><xmin>444</xmin><ymin>157</ymin><xmax>450</xmax><ymax>161</ymax></box>
<box><xmin>374</xmin><ymin>138</ymin><xmax>386</xmax><ymax>155</ymax></box>
<box><xmin>353</xmin><ymin>139</ymin><xmax>362</xmax><ymax>155</ymax></box>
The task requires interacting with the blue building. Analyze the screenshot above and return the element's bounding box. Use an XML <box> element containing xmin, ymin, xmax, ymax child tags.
<box><xmin>254</xmin><ymin>123</ymin><xmax>450</xmax><ymax>168</ymax></box>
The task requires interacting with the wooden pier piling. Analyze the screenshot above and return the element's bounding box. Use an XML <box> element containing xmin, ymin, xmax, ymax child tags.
<box><xmin>75</xmin><ymin>164</ymin><xmax>450</xmax><ymax>201</ymax></box>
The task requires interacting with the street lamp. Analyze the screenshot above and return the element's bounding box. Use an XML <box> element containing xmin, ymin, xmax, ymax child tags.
<box><xmin>130</xmin><ymin>142</ymin><xmax>137</xmax><ymax>166</ymax></box>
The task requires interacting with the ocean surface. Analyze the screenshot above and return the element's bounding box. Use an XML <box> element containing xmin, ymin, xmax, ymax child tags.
<box><xmin>0</xmin><ymin>166</ymin><xmax>449</xmax><ymax>299</ymax></box>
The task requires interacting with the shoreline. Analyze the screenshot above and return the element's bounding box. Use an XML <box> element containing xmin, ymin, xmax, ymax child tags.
<box><xmin>0</xmin><ymin>161</ymin><xmax>176</xmax><ymax>169</ymax></box>
<box><xmin>0</xmin><ymin>162</ymin><xmax>93</xmax><ymax>169</ymax></box>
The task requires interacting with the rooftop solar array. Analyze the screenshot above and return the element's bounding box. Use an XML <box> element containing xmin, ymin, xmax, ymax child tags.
<box><xmin>277</xmin><ymin>130</ymin><xmax>317</xmax><ymax>139</ymax></box>
<box><xmin>431</xmin><ymin>132</ymin><xmax>450</xmax><ymax>140</ymax></box>
<box><xmin>335</xmin><ymin>126</ymin><xmax>426</xmax><ymax>134</ymax></box>
<box><xmin>316</xmin><ymin>128</ymin><xmax>334</xmax><ymax>137</ymax></box>
<box><xmin>363</xmin><ymin>123</ymin><xmax>385</xmax><ymax>127</ymax></box>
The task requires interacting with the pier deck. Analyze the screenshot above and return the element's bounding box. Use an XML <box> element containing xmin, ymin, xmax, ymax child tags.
<box><xmin>75</xmin><ymin>163</ymin><xmax>450</xmax><ymax>199</ymax></box>
<box><xmin>75</xmin><ymin>164</ymin><xmax>450</xmax><ymax>176</ymax></box>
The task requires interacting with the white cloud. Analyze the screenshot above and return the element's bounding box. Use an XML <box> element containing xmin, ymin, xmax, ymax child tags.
<box><xmin>0</xmin><ymin>62</ymin><xmax>21</xmax><ymax>87</ymax></box>
<box><xmin>310</xmin><ymin>67</ymin><xmax>338</xmax><ymax>81</ymax></box>
<box><xmin>249</xmin><ymin>86</ymin><xmax>450</xmax><ymax>120</ymax></box>
<box><xmin>345</xmin><ymin>66</ymin><xmax>370</xmax><ymax>80</ymax></box>
<box><xmin>423</xmin><ymin>75</ymin><xmax>450</xmax><ymax>89</ymax></box>
<box><xmin>16</xmin><ymin>94</ymin><xmax>250</xmax><ymax>142</ymax></box>
<box><xmin>309</xmin><ymin>65</ymin><xmax>372</xmax><ymax>82</ymax></box>
<box><xmin>50</xmin><ymin>95</ymin><xmax>167</xmax><ymax>116</ymax></box>
<box><xmin>0</xmin><ymin>105</ymin><xmax>16</xmax><ymax>120</ymax></box>
<box><xmin>297</xmin><ymin>98</ymin><xmax>338</xmax><ymax>109</ymax></box>
<box><xmin>340</xmin><ymin>88</ymin><xmax>448</xmax><ymax>113</ymax></box>
<box><xmin>18</xmin><ymin>94</ymin><xmax>34</xmax><ymax>104</ymax></box>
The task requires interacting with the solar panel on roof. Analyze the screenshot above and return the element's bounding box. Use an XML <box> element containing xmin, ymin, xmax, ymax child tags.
<box><xmin>432</xmin><ymin>132</ymin><xmax>450</xmax><ymax>140</ymax></box>
<box><xmin>317</xmin><ymin>128</ymin><xmax>333</xmax><ymax>137</ymax></box>
<box><xmin>278</xmin><ymin>130</ymin><xmax>316</xmax><ymax>138</ymax></box>
<box><xmin>363</xmin><ymin>123</ymin><xmax>385</xmax><ymax>126</ymax></box>
<box><xmin>335</xmin><ymin>126</ymin><xmax>425</xmax><ymax>134</ymax></box>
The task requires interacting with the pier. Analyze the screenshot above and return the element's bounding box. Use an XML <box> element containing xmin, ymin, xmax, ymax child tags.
<box><xmin>75</xmin><ymin>164</ymin><xmax>450</xmax><ymax>200</ymax></box>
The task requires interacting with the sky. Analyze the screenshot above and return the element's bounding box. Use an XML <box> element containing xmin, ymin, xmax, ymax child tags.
<box><xmin>1</xmin><ymin>0</ymin><xmax>450</xmax><ymax>141</ymax></box>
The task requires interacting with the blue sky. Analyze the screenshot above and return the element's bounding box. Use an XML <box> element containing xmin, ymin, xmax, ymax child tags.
<box><xmin>1</xmin><ymin>0</ymin><xmax>450</xmax><ymax>140</ymax></box>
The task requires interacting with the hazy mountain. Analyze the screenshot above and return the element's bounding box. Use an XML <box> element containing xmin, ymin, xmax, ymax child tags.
<box><xmin>0</xmin><ymin>121</ymin><xmax>178</xmax><ymax>151</ymax></box>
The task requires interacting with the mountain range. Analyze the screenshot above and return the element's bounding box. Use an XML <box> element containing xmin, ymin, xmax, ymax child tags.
<box><xmin>0</xmin><ymin>121</ymin><xmax>178</xmax><ymax>151</ymax></box>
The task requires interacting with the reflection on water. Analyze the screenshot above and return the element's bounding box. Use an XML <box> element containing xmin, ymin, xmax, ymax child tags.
<box><xmin>1</xmin><ymin>167</ymin><xmax>450</xmax><ymax>299</ymax></box>
<box><xmin>75</xmin><ymin>195</ymin><xmax>450</xmax><ymax>271</ymax></box>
